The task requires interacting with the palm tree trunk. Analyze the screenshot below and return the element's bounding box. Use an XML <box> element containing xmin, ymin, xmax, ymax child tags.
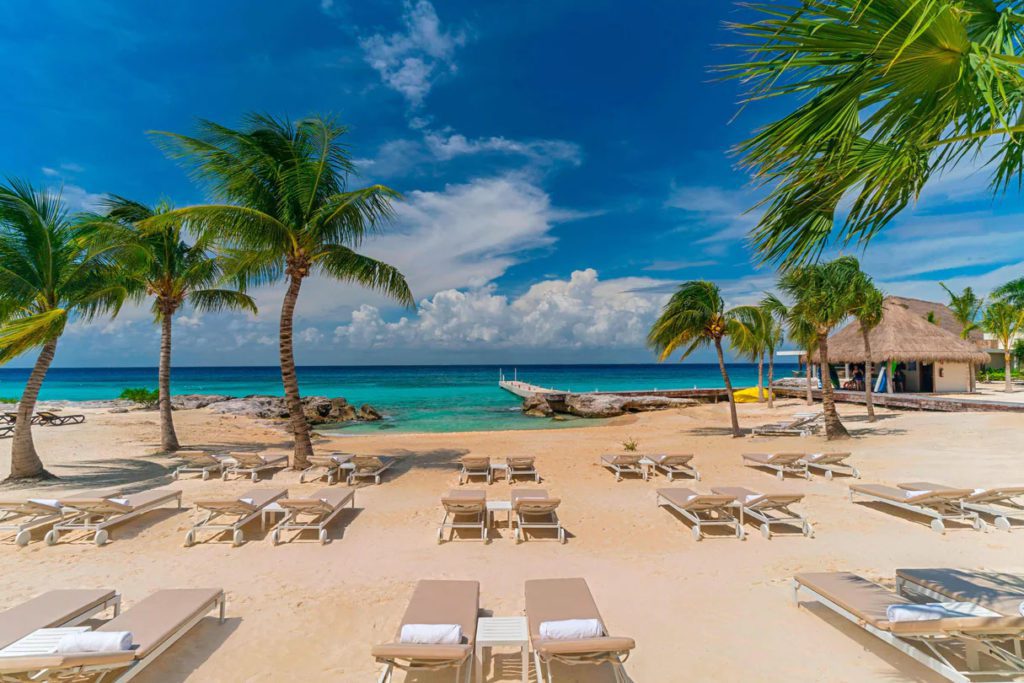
<box><xmin>757</xmin><ymin>353</ymin><xmax>765</xmax><ymax>402</ymax></box>
<box><xmin>818</xmin><ymin>333</ymin><xmax>850</xmax><ymax>440</ymax></box>
<box><xmin>767</xmin><ymin>355</ymin><xmax>775</xmax><ymax>409</ymax></box>
<box><xmin>804</xmin><ymin>352</ymin><xmax>813</xmax><ymax>405</ymax></box>
<box><xmin>1005</xmin><ymin>351</ymin><xmax>1013</xmax><ymax>393</ymax></box>
<box><xmin>280</xmin><ymin>274</ymin><xmax>313</xmax><ymax>468</ymax></box>
<box><xmin>6</xmin><ymin>339</ymin><xmax>58</xmax><ymax>481</ymax></box>
<box><xmin>861</xmin><ymin>328</ymin><xmax>875</xmax><ymax>422</ymax></box>
<box><xmin>714</xmin><ymin>337</ymin><xmax>741</xmax><ymax>437</ymax></box>
<box><xmin>158</xmin><ymin>312</ymin><xmax>180</xmax><ymax>452</ymax></box>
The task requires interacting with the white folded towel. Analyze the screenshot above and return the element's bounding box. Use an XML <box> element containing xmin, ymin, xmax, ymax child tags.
<box><xmin>107</xmin><ymin>498</ymin><xmax>130</xmax><ymax>506</ymax></box>
<box><xmin>28</xmin><ymin>499</ymin><xmax>61</xmax><ymax>509</ymax></box>
<box><xmin>742</xmin><ymin>494</ymin><xmax>763</xmax><ymax>505</ymax></box>
<box><xmin>240</xmin><ymin>498</ymin><xmax>255</xmax><ymax>506</ymax></box>
<box><xmin>539</xmin><ymin>618</ymin><xmax>603</xmax><ymax>641</ymax></box>
<box><xmin>54</xmin><ymin>631</ymin><xmax>133</xmax><ymax>654</ymax></box>
<box><xmin>902</xmin><ymin>490</ymin><xmax>929</xmax><ymax>499</ymax></box>
<box><xmin>886</xmin><ymin>602</ymin><xmax>998</xmax><ymax>622</ymax></box>
<box><xmin>399</xmin><ymin>623</ymin><xmax>462</xmax><ymax>644</ymax></box>
<box><xmin>1019</xmin><ymin>601</ymin><xmax>1024</xmax><ymax>618</ymax></box>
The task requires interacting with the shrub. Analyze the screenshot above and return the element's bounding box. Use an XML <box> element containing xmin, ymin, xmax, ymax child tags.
<box><xmin>0</xmin><ymin>397</ymin><xmax>20</xmax><ymax>405</ymax></box>
<box><xmin>622</xmin><ymin>437</ymin><xmax>639</xmax><ymax>452</ymax></box>
<box><xmin>119</xmin><ymin>387</ymin><xmax>159</xmax><ymax>408</ymax></box>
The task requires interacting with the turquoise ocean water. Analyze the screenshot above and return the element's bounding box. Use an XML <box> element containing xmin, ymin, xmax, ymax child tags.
<box><xmin>0</xmin><ymin>364</ymin><xmax>796</xmax><ymax>433</ymax></box>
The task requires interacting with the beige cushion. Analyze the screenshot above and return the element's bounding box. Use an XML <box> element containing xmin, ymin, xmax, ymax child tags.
<box><xmin>0</xmin><ymin>590</ymin><xmax>116</xmax><ymax>650</ymax></box>
<box><xmin>100</xmin><ymin>588</ymin><xmax>222</xmax><ymax>658</ymax></box>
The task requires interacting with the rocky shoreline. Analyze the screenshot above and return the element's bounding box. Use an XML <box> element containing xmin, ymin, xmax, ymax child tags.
<box><xmin>522</xmin><ymin>392</ymin><xmax>698</xmax><ymax>418</ymax></box>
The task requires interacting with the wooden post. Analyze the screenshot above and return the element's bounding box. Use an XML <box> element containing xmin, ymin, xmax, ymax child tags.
<box><xmin>887</xmin><ymin>360</ymin><xmax>894</xmax><ymax>394</ymax></box>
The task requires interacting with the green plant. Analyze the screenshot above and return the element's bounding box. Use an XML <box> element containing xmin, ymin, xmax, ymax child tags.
<box><xmin>622</xmin><ymin>437</ymin><xmax>639</xmax><ymax>452</ymax></box>
<box><xmin>0</xmin><ymin>397</ymin><xmax>20</xmax><ymax>404</ymax></box>
<box><xmin>1014</xmin><ymin>339</ymin><xmax>1024</xmax><ymax>369</ymax></box>
<box><xmin>119</xmin><ymin>388</ymin><xmax>160</xmax><ymax>408</ymax></box>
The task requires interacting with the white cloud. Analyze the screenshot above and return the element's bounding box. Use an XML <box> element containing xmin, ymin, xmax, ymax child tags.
<box><xmin>299</xmin><ymin>327</ymin><xmax>325</xmax><ymax>344</ymax></box>
<box><xmin>333</xmin><ymin>269</ymin><xmax>671</xmax><ymax>350</ymax></box>
<box><xmin>359</xmin><ymin>0</ymin><xmax>466</xmax><ymax>106</ymax></box>
<box><xmin>423</xmin><ymin>132</ymin><xmax>582</xmax><ymax>165</ymax></box>
<box><xmin>665</xmin><ymin>185</ymin><xmax>760</xmax><ymax>245</ymax></box>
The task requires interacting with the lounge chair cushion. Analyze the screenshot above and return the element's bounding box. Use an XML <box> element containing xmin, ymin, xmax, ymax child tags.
<box><xmin>399</xmin><ymin>623</ymin><xmax>462</xmax><ymax>644</ymax></box>
<box><xmin>99</xmin><ymin>588</ymin><xmax>221</xmax><ymax>659</ymax></box>
<box><xmin>535</xmin><ymin>636</ymin><xmax>637</xmax><ymax>656</ymax></box>
<box><xmin>896</xmin><ymin>568</ymin><xmax>1024</xmax><ymax>617</ymax></box>
<box><xmin>0</xmin><ymin>590</ymin><xmax>116</xmax><ymax>650</ymax></box>
<box><xmin>371</xmin><ymin>642</ymin><xmax>471</xmax><ymax>662</ymax></box>
<box><xmin>395</xmin><ymin>581</ymin><xmax>479</xmax><ymax>644</ymax></box>
<box><xmin>743</xmin><ymin>452</ymin><xmax>803</xmax><ymax>465</ymax></box>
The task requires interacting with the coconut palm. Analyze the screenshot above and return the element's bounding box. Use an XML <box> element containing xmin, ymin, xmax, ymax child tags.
<box><xmin>777</xmin><ymin>257</ymin><xmax>862</xmax><ymax>439</ymax></box>
<box><xmin>763</xmin><ymin>293</ymin><xmax>817</xmax><ymax>406</ymax></box>
<box><xmin>86</xmin><ymin>196</ymin><xmax>257</xmax><ymax>452</ymax></box>
<box><xmin>992</xmin><ymin>277</ymin><xmax>1024</xmax><ymax>309</ymax></box>
<box><xmin>147</xmin><ymin>114</ymin><xmax>413</xmax><ymax>468</ymax></box>
<box><xmin>0</xmin><ymin>179</ymin><xmax>133</xmax><ymax>480</ymax></box>
<box><xmin>982</xmin><ymin>301</ymin><xmax>1024</xmax><ymax>393</ymax></box>
<box><xmin>725</xmin><ymin>0</ymin><xmax>1024</xmax><ymax>267</ymax></box>
<box><xmin>731</xmin><ymin>304</ymin><xmax>772</xmax><ymax>403</ymax></box>
<box><xmin>850</xmin><ymin>275</ymin><xmax>884</xmax><ymax>422</ymax></box>
<box><xmin>940</xmin><ymin>282</ymin><xmax>984</xmax><ymax>391</ymax></box>
<box><xmin>648</xmin><ymin>281</ymin><xmax>744</xmax><ymax>437</ymax></box>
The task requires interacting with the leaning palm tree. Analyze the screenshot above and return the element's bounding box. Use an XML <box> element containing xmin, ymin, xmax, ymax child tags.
<box><xmin>850</xmin><ymin>275</ymin><xmax>884</xmax><ymax>422</ymax></box>
<box><xmin>994</xmin><ymin>277</ymin><xmax>1024</xmax><ymax>309</ymax></box>
<box><xmin>982</xmin><ymin>301</ymin><xmax>1024</xmax><ymax>393</ymax></box>
<box><xmin>725</xmin><ymin>1</ymin><xmax>1024</xmax><ymax>267</ymax></box>
<box><xmin>763</xmin><ymin>293</ymin><xmax>816</xmax><ymax>406</ymax></box>
<box><xmin>147</xmin><ymin>114</ymin><xmax>413</xmax><ymax>468</ymax></box>
<box><xmin>0</xmin><ymin>180</ymin><xmax>132</xmax><ymax>481</ymax></box>
<box><xmin>648</xmin><ymin>281</ymin><xmax>744</xmax><ymax>437</ymax></box>
<box><xmin>940</xmin><ymin>283</ymin><xmax>984</xmax><ymax>391</ymax></box>
<box><xmin>86</xmin><ymin>196</ymin><xmax>257</xmax><ymax>452</ymax></box>
<box><xmin>777</xmin><ymin>257</ymin><xmax>862</xmax><ymax>440</ymax></box>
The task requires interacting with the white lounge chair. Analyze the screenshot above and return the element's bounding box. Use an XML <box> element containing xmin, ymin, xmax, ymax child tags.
<box><xmin>172</xmin><ymin>451</ymin><xmax>229</xmax><ymax>481</ymax></box>
<box><xmin>348</xmin><ymin>455</ymin><xmax>394</xmax><ymax>485</ymax></box>
<box><xmin>750</xmin><ymin>411</ymin><xmax>822</xmax><ymax>437</ymax></box>
<box><xmin>511</xmin><ymin>490</ymin><xmax>564</xmax><ymax>544</ymax></box>
<box><xmin>0</xmin><ymin>498</ymin><xmax>69</xmax><ymax>546</ymax></box>
<box><xmin>601</xmin><ymin>454</ymin><xmax>646</xmax><ymax>481</ymax></box>
<box><xmin>656</xmin><ymin>488</ymin><xmax>744</xmax><ymax>540</ymax></box>
<box><xmin>47</xmin><ymin>489</ymin><xmax>182</xmax><ymax>546</ymax></box>
<box><xmin>185</xmin><ymin>488</ymin><xmax>287</xmax><ymax>547</ymax></box>
<box><xmin>711</xmin><ymin>486</ymin><xmax>812</xmax><ymax>538</ymax></box>
<box><xmin>299</xmin><ymin>453</ymin><xmax>352</xmax><ymax>484</ymax></box>
<box><xmin>850</xmin><ymin>483</ymin><xmax>983</xmax><ymax>533</ymax></box>
<box><xmin>898</xmin><ymin>482</ymin><xmax>1024</xmax><ymax>531</ymax></box>
<box><xmin>271</xmin><ymin>488</ymin><xmax>355</xmax><ymax>545</ymax></box>
<box><xmin>741</xmin><ymin>452</ymin><xmax>810</xmax><ymax>480</ymax></box>
<box><xmin>506</xmin><ymin>456</ymin><xmax>539</xmax><ymax>483</ymax></box>
<box><xmin>438</xmin><ymin>490</ymin><xmax>488</xmax><ymax>543</ymax></box>
<box><xmin>799</xmin><ymin>451</ymin><xmax>860</xmax><ymax>479</ymax></box>
<box><xmin>458</xmin><ymin>456</ymin><xmax>492</xmax><ymax>485</ymax></box>
<box><xmin>645</xmin><ymin>454</ymin><xmax>700</xmax><ymax>481</ymax></box>
<box><xmin>222</xmin><ymin>452</ymin><xmax>289</xmax><ymax>482</ymax></box>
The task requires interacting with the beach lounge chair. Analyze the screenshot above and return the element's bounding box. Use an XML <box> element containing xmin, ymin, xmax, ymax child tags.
<box><xmin>511</xmin><ymin>489</ymin><xmax>564</xmax><ymax>544</ymax></box>
<box><xmin>35</xmin><ymin>411</ymin><xmax>85</xmax><ymax>426</ymax></box>
<box><xmin>850</xmin><ymin>483</ymin><xmax>984</xmax><ymax>533</ymax></box>
<box><xmin>221</xmin><ymin>451</ymin><xmax>289</xmax><ymax>482</ymax></box>
<box><xmin>793</xmin><ymin>572</ymin><xmax>1024</xmax><ymax>682</ymax></box>
<box><xmin>741</xmin><ymin>452</ymin><xmax>810</xmax><ymax>480</ymax></box>
<box><xmin>525</xmin><ymin>578</ymin><xmax>635</xmax><ymax>683</ymax></box>
<box><xmin>0</xmin><ymin>425</ymin><xmax>12</xmax><ymax>439</ymax></box>
<box><xmin>185</xmin><ymin>487</ymin><xmax>287</xmax><ymax>547</ymax></box>
<box><xmin>171</xmin><ymin>451</ymin><xmax>229</xmax><ymax>481</ymax></box>
<box><xmin>506</xmin><ymin>456</ymin><xmax>539</xmax><ymax>483</ymax></box>
<box><xmin>0</xmin><ymin>588</ymin><xmax>225</xmax><ymax>683</ymax></box>
<box><xmin>895</xmin><ymin>568</ymin><xmax>1024</xmax><ymax>620</ymax></box>
<box><xmin>4</xmin><ymin>412</ymin><xmax>38</xmax><ymax>425</ymax></box>
<box><xmin>0</xmin><ymin>498</ymin><xmax>69</xmax><ymax>546</ymax></box>
<box><xmin>299</xmin><ymin>453</ymin><xmax>352</xmax><ymax>484</ymax></box>
<box><xmin>799</xmin><ymin>451</ymin><xmax>860</xmax><ymax>479</ymax></box>
<box><xmin>656</xmin><ymin>488</ymin><xmax>744</xmax><ymax>540</ymax></box>
<box><xmin>271</xmin><ymin>488</ymin><xmax>355</xmax><ymax>545</ymax></box>
<box><xmin>0</xmin><ymin>413</ymin><xmax>13</xmax><ymax>425</ymax></box>
<box><xmin>437</xmin><ymin>490</ymin><xmax>488</xmax><ymax>543</ymax></box>
<box><xmin>372</xmin><ymin>580</ymin><xmax>479</xmax><ymax>683</ymax></box>
<box><xmin>348</xmin><ymin>455</ymin><xmax>395</xmax><ymax>486</ymax></box>
<box><xmin>897</xmin><ymin>482</ymin><xmax>1024</xmax><ymax>532</ymax></box>
<box><xmin>600</xmin><ymin>454</ymin><xmax>646</xmax><ymax>482</ymax></box>
<box><xmin>646</xmin><ymin>454</ymin><xmax>700</xmax><ymax>481</ymax></box>
<box><xmin>750</xmin><ymin>411</ymin><xmax>822</xmax><ymax>437</ymax></box>
<box><xmin>711</xmin><ymin>486</ymin><xmax>812</xmax><ymax>539</ymax></box>
<box><xmin>458</xmin><ymin>455</ymin><xmax>492</xmax><ymax>485</ymax></box>
<box><xmin>47</xmin><ymin>489</ymin><xmax>182</xmax><ymax>546</ymax></box>
<box><xmin>0</xmin><ymin>589</ymin><xmax>121</xmax><ymax>651</ymax></box>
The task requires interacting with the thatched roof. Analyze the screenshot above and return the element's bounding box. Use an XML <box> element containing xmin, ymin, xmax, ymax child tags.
<box><xmin>810</xmin><ymin>296</ymin><xmax>990</xmax><ymax>364</ymax></box>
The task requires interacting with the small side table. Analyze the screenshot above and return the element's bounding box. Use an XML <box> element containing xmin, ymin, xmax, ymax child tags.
<box><xmin>0</xmin><ymin>627</ymin><xmax>90</xmax><ymax>657</ymax></box>
<box><xmin>486</xmin><ymin>500</ymin><xmax>512</xmax><ymax>531</ymax></box>
<box><xmin>489</xmin><ymin>462</ymin><xmax>508</xmax><ymax>483</ymax></box>
<box><xmin>638</xmin><ymin>457</ymin><xmax>655</xmax><ymax>480</ymax></box>
<box><xmin>475</xmin><ymin>616</ymin><xmax>529</xmax><ymax>683</ymax></box>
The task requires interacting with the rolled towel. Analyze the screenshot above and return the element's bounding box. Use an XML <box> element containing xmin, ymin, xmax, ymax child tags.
<box><xmin>28</xmin><ymin>499</ymin><xmax>61</xmax><ymax>509</ymax></box>
<box><xmin>539</xmin><ymin>618</ymin><xmax>603</xmax><ymax>641</ymax></box>
<box><xmin>1019</xmin><ymin>601</ymin><xmax>1024</xmax><ymax>618</ymax></box>
<box><xmin>54</xmin><ymin>631</ymin><xmax>133</xmax><ymax>654</ymax></box>
<box><xmin>399</xmin><ymin>623</ymin><xmax>462</xmax><ymax>645</ymax></box>
<box><xmin>886</xmin><ymin>602</ymin><xmax>999</xmax><ymax>623</ymax></box>
<box><xmin>107</xmin><ymin>498</ymin><xmax>130</xmax><ymax>506</ymax></box>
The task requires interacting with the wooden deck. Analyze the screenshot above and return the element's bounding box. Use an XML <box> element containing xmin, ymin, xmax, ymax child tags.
<box><xmin>498</xmin><ymin>378</ymin><xmax>731</xmax><ymax>402</ymax></box>
<box><xmin>772</xmin><ymin>386</ymin><xmax>1024</xmax><ymax>413</ymax></box>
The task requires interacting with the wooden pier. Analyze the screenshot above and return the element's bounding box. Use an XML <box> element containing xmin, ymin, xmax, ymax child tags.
<box><xmin>772</xmin><ymin>386</ymin><xmax>1024</xmax><ymax>413</ymax></box>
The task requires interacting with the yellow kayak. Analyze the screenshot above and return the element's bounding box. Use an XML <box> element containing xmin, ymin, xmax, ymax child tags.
<box><xmin>733</xmin><ymin>387</ymin><xmax>772</xmax><ymax>402</ymax></box>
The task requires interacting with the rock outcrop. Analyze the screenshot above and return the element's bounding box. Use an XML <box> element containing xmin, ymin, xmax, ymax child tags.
<box><xmin>171</xmin><ymin>395</ymin><xmax>233</xmax><ymax>410</ymax></box>
<box><xmin>208</xmin><ymin>395</ymin><xmax>383</xmax><ymax>425</ymax></box>
<box><xmin>563</xmin><ymin>393</ymin><xmax>698</xmax><ymax>418</ymax></box>
<box><xmin>521</xmin><ymin>395</ymin><xmax>554</xmax><ymax>417</ymax></box>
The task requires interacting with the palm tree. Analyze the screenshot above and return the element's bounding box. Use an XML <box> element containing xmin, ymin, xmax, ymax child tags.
<box><xmin>725</xmin><ymin>1</ymin><xmax>1024</xmax><ymax>267</ymax></box>
<box><xmin>648</xmin><ymin>281</ymin><xmax>744</xmax><ymax>437</ymax></box>
<box><xmin>0</xmin><ymin>180</ymin><xmax>132</xmax><ymax>480</ymax></box>
<box><xmin>731</xmin><ymin>304</ymin><xmax>772</xmax><ymax>403</ymax></box>
<box><xmin>147</xmin><ymin>114</ymin><xmax>413</xmax><ymax>468</ymax></box>
<box><xmin>850</xmin><ymin>275</ymin><xmax>884</xmax><ymax>422</ymax></box>
<box><xmin>87</xmin><ymin>196</ymin><xmax>257</xmax><ymax>452</ymax></box>
<box><xmin>982</xmin><ymin>301</ymin><xmax>1024</xmax><ymax>393</ymax></box>
<box><xmin>940</xmin><ymin>282</ymin><xmax>984</xmax><ymax>391</ymax></box>
<box><xmin>777</xmin><ymin>257</ymin><xmax>862</xmax><ymax>440</ymax></box>
<box><xmin>994</xmin><ymin>278</ymin><xmax>1024</xmax><ymax>308</ymax></box>
<box><xmin>763</xmin><ymin>293</ymin><xmax>816</xmax><ymax>406</ymax></box>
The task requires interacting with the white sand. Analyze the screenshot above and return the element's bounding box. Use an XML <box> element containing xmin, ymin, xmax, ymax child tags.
<box><xmin>1</xmin><ymin>398</ymin><xmax>1021</xmax><ymax>682</ymax></box>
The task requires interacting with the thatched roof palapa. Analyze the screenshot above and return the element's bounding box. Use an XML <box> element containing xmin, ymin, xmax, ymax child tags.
<box><xmin>810</xmin><ymin>297</ymin><xmax>990</xmax><ymax>365</ymax></box>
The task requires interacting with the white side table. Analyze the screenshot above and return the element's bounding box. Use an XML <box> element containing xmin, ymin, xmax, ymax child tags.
<box><xmin>0</xmin><ymin>627</ymin><xmax>90</xmax><ymax>657</ymax></box>
<box><xmin>638</xmin><ymin>457</ymin><xmax>655</xmax><ymax>480</ymax></box>
<box><xmin>475</xmin><ymin>616</ymin><xmax>529</xmax><ymax>683</ymax></box>
<box><xmin>489</xmin><ymin>462</ymin><xmax>508</xmax><ymax>483</ymax></box>
<box><xmin>486</xmin><ymin>500</ymin><xmax>512</xmax><ymax>531</ymax></box>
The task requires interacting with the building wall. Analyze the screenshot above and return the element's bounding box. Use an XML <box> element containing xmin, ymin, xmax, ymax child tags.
<box><xmin>933</xmin><ymin>362</ymin><xmax>971</xmax><ymax>393</ymax></box>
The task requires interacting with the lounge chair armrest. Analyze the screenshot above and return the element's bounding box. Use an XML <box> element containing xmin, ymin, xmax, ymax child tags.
<box><xmin>536</xmin><ymin>636</ymin><xmax>636</xmax><ymax>656</ymax></box>
<box><xmin>0</xmin><ymin>650</ymin><xmax>136</xmax><ymax>673</ymax></box>
<box><xmin>371</xmin><ymin>642</ymin><xmax>471</xmax><ymax>662</ymax></box>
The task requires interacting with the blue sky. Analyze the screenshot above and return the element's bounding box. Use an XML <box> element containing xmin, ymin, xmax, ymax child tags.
<box><xmin>2</xmin><ymin>1</ymin><xmax>1023</xmax><ymax>367</ymax></box>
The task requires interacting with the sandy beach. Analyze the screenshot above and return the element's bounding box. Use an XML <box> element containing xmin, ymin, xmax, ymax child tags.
<box><xmin>0</xmin><ymin>399</ymin><xmax>1020</xmax><ymax>682</ymax></box>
